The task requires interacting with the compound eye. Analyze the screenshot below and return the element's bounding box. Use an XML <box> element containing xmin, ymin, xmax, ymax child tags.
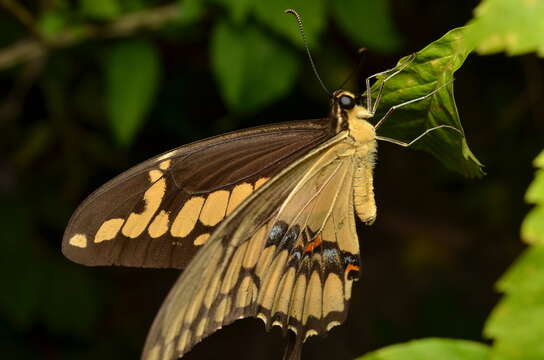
<box><xmin>339</xmin><ymin>94</ymin><xmax>355</xmax><ymax>110</ymax></box>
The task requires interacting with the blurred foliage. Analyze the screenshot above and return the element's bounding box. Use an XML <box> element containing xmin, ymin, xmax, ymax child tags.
<box><xmin>211</xmin><ymin>21</ymin><xmax>298</xmax><ymax>114</ymax></box>
<box><xmin>357</xmin><ymin>338</ymin><xmax>490</xmax><ymax>360</ymax></box>
<box><xmin>332</xmin><ymin>0</ymin><xmax>402</xmax><ymax>54</ymax></box>
<box><xmin>1</xmin><ymin>0</ymin><xmax>543</xmax><ymax>359</ymax></box>
<box><xmin>465</xmin><ymin>0</ymin><xmax>544</xmax><ymax>56</ymax></box>
<box><xmin>369</xmin><ymin>27</ymin><xmax>483</xmax><ymax>177</ymax></box>
<box><xmin>106</xmin><ymin>39</ymin><xmax>161</xmax><ymax>145</ymax></box>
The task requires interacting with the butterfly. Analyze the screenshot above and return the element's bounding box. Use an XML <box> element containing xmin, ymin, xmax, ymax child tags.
<box><xmin>62</xmin><ymin>10</ymin><xmax>462</xmax><ymax>360</ymax></box>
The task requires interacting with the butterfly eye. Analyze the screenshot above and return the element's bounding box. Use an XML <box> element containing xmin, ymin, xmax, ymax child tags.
<box><xmin>339</xmin><ymin>95</ymin><xmax>355</xmax><ymax>110</ymax></box>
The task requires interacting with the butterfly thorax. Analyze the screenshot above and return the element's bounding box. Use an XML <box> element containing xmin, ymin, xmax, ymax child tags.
<box><xmin>332</xmin><ymin>90</ymin><xmax>378</xmax><ymax>225</ymax></box>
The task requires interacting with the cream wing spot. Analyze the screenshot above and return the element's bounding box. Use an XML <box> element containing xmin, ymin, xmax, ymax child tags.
<box><xmin>305</xmin><ymin>329</ymin><xmax>318</xmax><ymax>341</ymax></box>
<box><xmin>323</xmin><ymin>274</ymin><xmax>344</xmax><ymax>314</ymax></box>
<box><xmin>204</xmin><ymin>273</ymin><xmax>222</xmax><ymax>308</ymax></box>
<box><xmin>148</xmin><ymin>210</ymin><xmax>169</xmax><ymax>238</ymax></box>
<box><xmin>255</xmin><ymin>245</ymin><xmax>276</xmax><ymax>279</ymax></box>
<box><xmin>273</xmin><ymin>267</ymin><xmax>296</xmax><ymax>316</ymax></box>
<box><xmin>254</xmin><ymin>177</ymin><xmax>269</xmax><ymax>189</ymax></box>
<box><xmin>200</xmin><ymin>190</ymin><xmax>230</xmax><ymax>226</ymax></box>
<box><xmin>258</xmin><ymin>250</ymin><xmax>288</xmax><ymax>310</ymax></box>
<box><xmin>303</xmin><ymin>271</ymin><xmax>323</xmax><ymax>324</ymax></box>
<box><xmin>146</xmin><ymin>345</ymin><xmax>161</xmax><ymax>360</ymax></box>
<box><xmin>243</xmin><ymin>226</ymin><xmax>267</xmax><ymax>269</ymax></box>
<box><xmin>148</xmin><ymin>169</ymin><xmax>163</xmax><ymax>183</ymax></box>
<box><xmin>326</xmin><ymin>321</ymin><xmax>341</xmax><ymax>331</ymax></box>
<box><xmin>184</xmin><ymin>286</ymin><xmax>206</xmax><ymax>325</ymax></box>
<box><xmin>236</xmin><ymin>276</ymin><xmax>257</xmax><ymax>308</ymax></box>
<box><xmin>194</xmin><ymin>233</ymin><xmax>210</xmax><ymax>246</ymax></box>
<box><xmin>176</xmin><ymin>331</ymin><xmax>191</xmax><ymax>354</ymax></box>
<box><xmin>220</xmin><ymin>242</ymin><xmax>247</xmax><ymax>294</ymax></box>
<box><xmin>195</xmin><ymin>317</ymin><xmax>207</xmax><ymax>338</ymax></box>
<box><xmin>162</xmin><ymin>344</ymin><xmax>174</xmax><ymax>360</ymax></box>
<box><xmin>159</xmin><ymin>159</ymin><xmax>171</xmax><ymax>170</ymax></box>
<box><xmin>69</xmin><ymin>234</ymin><xmax>87</xmax><ymax>248</ymax></box>
<box><xmin>122</xmin><ymin>178</ymin><xmax>166</xmax><ymax>238</ymax></box>
<box><xmin>226</xmin><ymin>183</ymin><xmax>253</xmax><ymax>215</ymax></box>
<box><xmin>94</xmin><ymin>218</ymin><xmax>124</xmax><ymax>243</ymax></box>
<box><xmin>344</xmin><ymin>276</ymin><xmax>353</xmax><ymax>301</ymax></box>
<box><xmin>215</xmin><ymin>297</ymin><xmax>228</xmax><ymax>322</ymax></box>
<box><xmin>289</xmin><ymin>275</ymin><xmax>307</xmax><ymax>321</ymax></box>
<box><xmin>171</xmin><ymin>196</ymin><xmax>205</xmax><ymax>238</ymax></box>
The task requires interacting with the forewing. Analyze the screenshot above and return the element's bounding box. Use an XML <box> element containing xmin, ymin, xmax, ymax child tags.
<box><xmin>142</xmin><ymin>131</ymin><xmax>362</xmax><ymax>359</ymax></box>
<box><xmin>62</xmin><ymin>119</ymin><xmax>332</xmax><ymax>269</ymax></box>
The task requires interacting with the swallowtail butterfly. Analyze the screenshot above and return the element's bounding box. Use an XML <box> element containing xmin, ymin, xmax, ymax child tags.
<box><xmin>62</xmin><ymin>10</ymin><xmax>461</xmax><ymax>360</ymax></box>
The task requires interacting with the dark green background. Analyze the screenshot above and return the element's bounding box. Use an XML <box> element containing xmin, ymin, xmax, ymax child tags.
<box><xmin>0</xmin><ymin>1</ymin><xmax>542</xmax><ymax>359</ymax></box>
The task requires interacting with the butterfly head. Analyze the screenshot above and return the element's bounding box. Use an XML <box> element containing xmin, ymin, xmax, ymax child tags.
<box><xmin>331</xmin><ymin>90</ymin><xmax>376</xmax><ymax>143</ymax></box>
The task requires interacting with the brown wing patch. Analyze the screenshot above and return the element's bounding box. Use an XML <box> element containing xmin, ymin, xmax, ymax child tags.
<box><xmin>62</xmin><ymin>118</ymin><xmax>333</xmax><ymax>269</ymax></box>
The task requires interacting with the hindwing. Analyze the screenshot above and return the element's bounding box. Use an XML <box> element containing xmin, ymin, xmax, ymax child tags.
<box><xmin>142</xmin><ymin>131</ymin><xmax>361</xmax><ymax>360</ymax></box>
<box><xmin>62</xmin><ymin>119</ymin><xmax>332</xmax><ymax>269</ymax></box>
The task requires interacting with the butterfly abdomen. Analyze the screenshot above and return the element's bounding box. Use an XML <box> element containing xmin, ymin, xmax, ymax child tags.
<box><xmin>353</xmin><ymin>139</ymin><xmax>377</xmax><ymax>225</ymax></box>
<box><xmin>343</xmin><ymin>106</ymin><xmax>378</xmax><ymax>225</ymax></box>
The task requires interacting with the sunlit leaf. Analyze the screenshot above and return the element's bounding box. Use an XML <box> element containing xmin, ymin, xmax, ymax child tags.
<box><xmin>464</xmin><ymin>0</ymin><xmax>544</xmax><ymax>57</ymax></box>
<box><xmin>211</xmin><ymin>21</ymin><xmax>299</xmax><ymax>114</ymax></box>
<box><xmin>356</xmin><ymin>338</ymin><xmax>490</xmax><ymax>360</ymax></box>
<box><xmin>368</xmin><ymin>27</ymin><xmax>484</xmax><ymax>177</ymax></box>
<box><xmin>80</xmin><ymin>0</ymin><xmax>121</xmax><ymax>20</ymax></box>
<box><xmin>484</xmin><ymin>245</ymin><xmax>544</xmax><ymax>360</ymax></box>
<box><xmin>484</xmin><ymin>150</ymin><xmax>544</xmax><ymax>359</ymax></box>
<box><xmin>254</xmin><ymin>0</ymin><xmax>326</xmax><ymax>47</ymax></box>
<box><xmin>522</xmin><ymin>151</ymin><xmax>544</xmax><ymax>244</ymax></box>
<box><xmin>106</xmin><ymin>39</ymin><xmax>161</xmax><ymax>146</ymax></box>
<box><xmin>332</xmin><ymin>0</ymin><xmax>402</xmax><ymax>54</ymax></box>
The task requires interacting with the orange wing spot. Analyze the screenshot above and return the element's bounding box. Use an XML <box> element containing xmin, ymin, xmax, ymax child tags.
<box><xmin>345</xmin><ymin>264</ymin><xmax>360</xmax><ymax>274</ymax></box>
<box><xmin>304</xmin><ymin>235</ymin><xmax>322</xmax><ymax>253</ymax></box>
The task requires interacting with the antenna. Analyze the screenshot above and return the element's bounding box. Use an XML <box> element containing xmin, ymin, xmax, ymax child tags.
<box><xmin>284</xmin><ymin>9</ymin><xmax>330</xmax><ymax>96</ymax></box>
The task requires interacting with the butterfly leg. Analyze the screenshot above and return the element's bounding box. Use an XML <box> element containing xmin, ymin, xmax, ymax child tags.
<box><xmin>377</xmin><ymin>124</ymin><xmax>464</xmax><ymax>147</ymax></box>
<box><xmin>373</xmin><ymin>79</ymin><xmax>453</xmax><ymax>130</ymax></box>
<box><xmin>365</xmin><ymin>53</ymin><xmax>417</xmax><ymax>112</ymax></box>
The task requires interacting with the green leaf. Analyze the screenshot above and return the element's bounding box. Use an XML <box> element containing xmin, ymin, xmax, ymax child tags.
<box><xmin>213</xmin><ymin>0</ymin><xmax>253</xmax><ymax>23</ymax></box>
<box><xmin>80</xmin><ymin>0</ymin><xmax>121</xmax><ymax>20</ymax></box>
<box><xmin>356</xmin><ymin>338</ymin><xmax>490</xmax><ymax>360</ymax></box>
<box><xmin>464</xmin><ymin>0</ymin><xmax>544</xmax><ymax>57</ymax></box>
<box><xmin>106</xmin><ymin>39</ymin><xmax>161</xmax><ymax>146</ymax></box>
<box><xmin>211</xmin><ymin>22</ymin><xmax>299</xmax><ymax>114</ymax></box>
<box><xmin>178</xmin><ymin>0</ymin><xmax>203</xmax><ymax>25</ymax></box>
<box><xmin>521</xmin><ymin>151</ymin><xmax>544</xmax><ymax>245</ymax></box>
<box><xmin>368</xmin><ymin>27</ymin><xmax>484</xmax><ymax>178</ymax></box>
<box><xmin>522</xmin><ymin>206</ymin><xmax>544</xmax><ymax>245</ymax></box>
<box><xmin>484</xmin><ymin>151</ymin><xmax>544</xmax><ymax>359</ymax></box>
<box><xmin>332</xmin><ymin>0</ymin><xmax>402</xmax><ymax>54</ymax></box>
<box><xmin>254</xmin><ymin>0</ymin><xmax>326</xmax><ymax>47</ymax></box>
<box><xmin>526</xmin><ymin>170</ymin><xmax>544</xmax><ymax>204</ymax></box>
<box><xmin>534</xmin><ymin>150</ymin><xmax>544</xmax><ymax>168</ymax></box>
<box><xmin>37</xmin><ymin>11</ymin><xmax>69</xmax><ymax>40</ymax></box>
<box><xmin>484</xmin><ymin>245</ymin><xmax>544</xmax><ymax>360</ymax></box>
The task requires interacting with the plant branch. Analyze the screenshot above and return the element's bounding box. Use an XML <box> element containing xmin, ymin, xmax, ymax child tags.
<box><xmin>0</xmin><ymin>0</ymin><xmax>38</xmax><ymax>33</ymax></box>
<box><xmin>0</xmin><ymin>3</ymin><xmax>181</xmax><ymax>71</ymax></box>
